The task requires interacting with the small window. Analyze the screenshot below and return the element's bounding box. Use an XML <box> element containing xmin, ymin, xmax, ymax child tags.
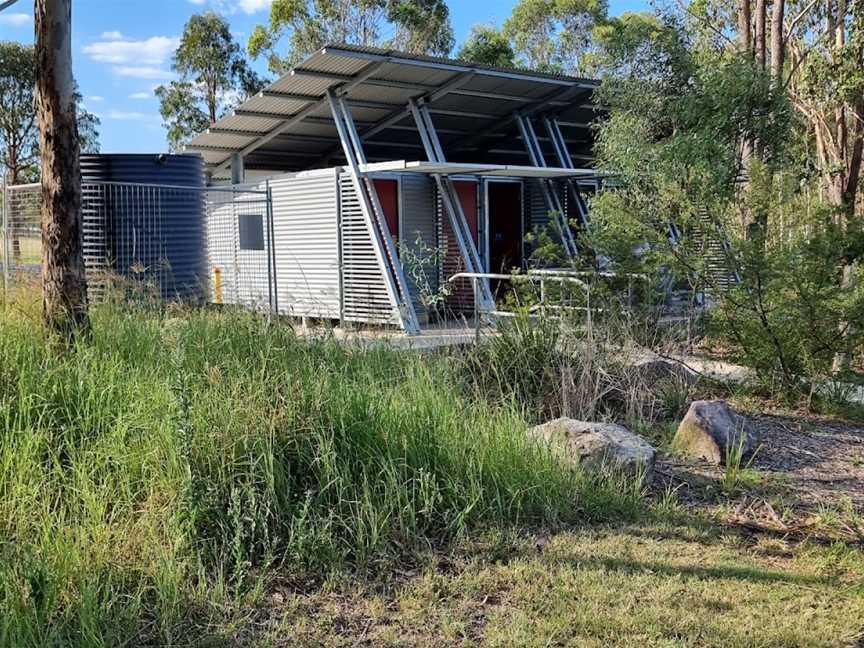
<box><xmin>239</xmin><ymin>214</ymin><xmax>265</xmax><ymax>250</ymax></box>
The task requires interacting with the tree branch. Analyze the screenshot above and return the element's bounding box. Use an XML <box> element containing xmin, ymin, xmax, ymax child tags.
<box><xmin>783</xmin><ymin>0</ymin><xmax>820</xmax><ymax>43</ymax></box>
<box><xmin>674</xmin><ymin>0</ymin><xmax>736</xmax><ymax>48</ymax></box>
<box><xmin>0</xmin><ymin>0</ymin><xmax>22</xmax><ymax>12</ymax></box>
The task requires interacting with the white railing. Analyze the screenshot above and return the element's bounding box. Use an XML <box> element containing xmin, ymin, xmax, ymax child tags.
<box><xmin>448</xmin><ymin>269</ymin><xmax>651</xmax><ymax>338</ymax></box>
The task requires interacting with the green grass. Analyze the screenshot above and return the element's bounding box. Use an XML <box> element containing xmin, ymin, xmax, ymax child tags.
<box><xmin>2</xmin><ymin>297</ymin><xmax>860</xmax><ymax>646</ymax></box>
<box><xmin>0</xmin><ymin>298</ymin><xmax>640</xmax><ymax>646</ymax></box>
<box><xmin>0</xmin><ymin>233</ymin><xmax>41</xmax><ymax>266</ymax></box>
<box><xmin>238</xmin><ymin>520</ymin><xmax>864</xmax><ymax>647</ymax></box>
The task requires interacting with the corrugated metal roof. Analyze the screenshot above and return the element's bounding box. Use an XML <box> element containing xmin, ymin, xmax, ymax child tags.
<box><xmin>188</xmin><ymin>44</ymin><xmax>600</xmax><ymax>179</ymax></box>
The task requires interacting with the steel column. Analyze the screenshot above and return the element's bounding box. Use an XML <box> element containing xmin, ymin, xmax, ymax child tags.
<box><xmin>327</xmin><ymin>89</ymin><xmax>420</xmax><ymax>333</ymax></box>
<box><xmin>542</xmin><ymin>116</ymin><xmax>590</xmax><ymax>228</ymax></box>
<box><xmin>407</xmin><ymin>98</ymin><xmax>494</xmax><ymax>311</ymax></box>
<box><xmin>516</xmin><ymin>114</ymin><xmax>578</xmax><ymax>259</ymax></box>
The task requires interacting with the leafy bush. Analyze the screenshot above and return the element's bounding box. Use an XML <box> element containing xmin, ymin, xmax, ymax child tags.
<box><xmin>710</xmin><ymin>223</ymin><xmax>864</xmax><ymax>394</ymax></box>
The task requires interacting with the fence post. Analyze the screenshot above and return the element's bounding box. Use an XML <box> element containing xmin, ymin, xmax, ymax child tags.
<box><xmin>473</xmin><ymin>276</ymin><xmax>480</xmax><ymax>344</ymax></box>
<box><xmin>1</xmin><ymin>175</ymin><xmax>7</xmax><ymax>304</ymax></box>
<box><xmin>540</xmin><ymin>277</ymin><xmax>546</xmax><ymax>318</ymax></box>
<box><xmin>264</xmin><ymin>179</ymin><xmax>276</xmax><ymax>319</ymax></box>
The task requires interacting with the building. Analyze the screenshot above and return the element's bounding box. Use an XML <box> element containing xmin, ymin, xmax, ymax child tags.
<box><xmin>187</xmin><ymin>44</ymin><xmax>601</xmax><ymax>333</ymax></box>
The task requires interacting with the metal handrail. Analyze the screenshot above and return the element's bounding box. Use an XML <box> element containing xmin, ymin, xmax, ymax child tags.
<box><xmin>448</xmin><ymin>270</ymin><xmax>604</xmax><ymax>339</ymax></box>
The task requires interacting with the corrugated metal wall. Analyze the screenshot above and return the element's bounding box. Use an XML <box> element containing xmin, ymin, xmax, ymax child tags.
<box><xmin>271</xmin><ymin>170</ymin><xmax>342</xmax><ymax>319</ymax></box>
<box><xmin>525</xmin><ymin>179</ymin><xmax>573</xmax><ymax>264</ymax></box>
<box><xmin>399</xmin><ymin>174</ymin><xmax>438</xmax><ymax>319</ymax></box>
<box><xmin>206</xmin><ymin>188</ymin><xmax>272</xmax><ymax>310</ymax></box>
<box><xmin>339</xmin><ymin>174</ymin><xmax>400</xmax><ymax>326</ymax></box>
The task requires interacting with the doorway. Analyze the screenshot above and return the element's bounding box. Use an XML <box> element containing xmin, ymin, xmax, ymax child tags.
<box><xmin>486</xmin><ymin>181</ymin><xmax>523</xmax><ymax>273</ymax></box>
<box><xmin>485</xmin><ymin>180</ymin><xmax>523</xmax><ymax>297</ymax></box>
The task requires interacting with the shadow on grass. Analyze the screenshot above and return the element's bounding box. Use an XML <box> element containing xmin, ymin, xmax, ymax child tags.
<box><xmin>550</xmin><ymin>553</ymin><xmax>831</xmax><ymax>587</ymax></box>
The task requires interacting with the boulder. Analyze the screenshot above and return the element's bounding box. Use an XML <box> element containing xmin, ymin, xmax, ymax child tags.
<box><xmin>672</xmin><ymin>400</ymin><xmax>759</xmax><ymax>465</ymax></box>
<box><xmin>528</xmin><ymin>418</ymin><xmax>656</xmax><ymax>484</ymax></box>
<box><xmin>627</xmin><ymin>358</ymin><xmax>696</xmax><ymax>387</ymax></box>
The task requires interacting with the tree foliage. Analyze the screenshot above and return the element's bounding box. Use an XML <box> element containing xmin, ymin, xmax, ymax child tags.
<box><xmin>157</xmin><ymin>13</ymin><xmax>264</xmax><ymax>151</ymax></box>
<box><xmin>0</xmin><ymin>41</ymin><xmax>37</xmax><ymax>184</ymax></box>
<box><xmin>457</xmin><ymin>25</ymin><xmax>516</xmax><ymax>67</ymax></box>
<box><xmin>589</xmin><ymin>3</ymin><xmax>864</xmax><ymax>392</ymax></box>
<box><xmin>503</xmin><ymin>0</ymin><xmax>608</xmax><ymax>74</ymax></box>
<box><xmin>0</xmin><ymin>41</ymin><xmax>99</xmax><ymax>183</ymax></box>
<box><xmin>248</xmin><ymin>0</ymin><xmax>454</xmax><ymax>74</ymax></box>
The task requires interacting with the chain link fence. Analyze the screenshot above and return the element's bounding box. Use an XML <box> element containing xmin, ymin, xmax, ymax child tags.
<box><xmin>2</xmin><ymin>179</ymin><xmax>276</xmax><ymax>312</ymax></box>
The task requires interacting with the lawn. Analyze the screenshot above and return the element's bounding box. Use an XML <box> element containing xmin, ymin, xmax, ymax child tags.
<box><xmin>256</xmin><ymin>521</ymin><xmax>864</xmax><ymax>647</ymax></box>
<box><xmin>0</xmin><ymin>295</ymin><xmax>861</xmax><ymax>647</ymax></box>
<box><xmin>0</xmin><ymin>233</ymin><xmax>41</xmax><ymax>267</ymax></box>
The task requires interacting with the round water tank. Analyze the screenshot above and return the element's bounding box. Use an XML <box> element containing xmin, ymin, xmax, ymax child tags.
<box><xmin>80</xmin><ymin>154</ymin><xmax>206</xmax><ymax>300</ymax></box>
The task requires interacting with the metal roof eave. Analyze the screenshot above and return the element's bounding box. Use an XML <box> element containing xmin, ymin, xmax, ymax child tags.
<box><xmin>319</xmin><ymin>45</ymin><xmax>597</xmax><ymax>89</ymax></box>
<box><xmin>188</xmin><ymin>45</ymin><xmax>601</xmax><ymax>176</ymax></box>
<box><xmin>358</xmin><ymin>160</ymin><xmax>598</xmax><ymax>178</ymax></box>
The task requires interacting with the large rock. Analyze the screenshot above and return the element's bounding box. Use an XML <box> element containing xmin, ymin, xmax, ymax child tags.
<box><xmin>672</xmin><ymin>400</ymin><xmax>759</xmax><ymax>465</ymax></box>
<box><xmin>528</xmin><ymin>418</ymin><xmax>656</xmax><ymax>484</ymax></box>
<box><xmin>627</xmin><ymin>358</ymin><xmax>697</xmax><ymax>387</ymax></box>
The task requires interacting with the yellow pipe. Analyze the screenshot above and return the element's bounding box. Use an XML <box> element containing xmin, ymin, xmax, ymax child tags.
<box><xmin>213</xmin><ymin>267</ymin><xmax>222</xmax><ymax>304</ymax></box>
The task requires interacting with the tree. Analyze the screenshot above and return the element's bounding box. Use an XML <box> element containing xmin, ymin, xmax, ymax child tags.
<box><xmin>787</xmin><ymin>1</ymin><xmax>864</xmax><ymax>221</ymax></box>
<box><xmin>0</xmin><ymin>41</ymin><xmax>37</xmax><ymax>185</ymax></box>
<box><xmin>1</xmin><ymin>42</ymin><xmax>100</xmax><ymax>184</ymax></box>
<box><xmin>457</xmin><ymin>25</ymin><xmax>516</xmax><ymax>67</ymax></box>
<box><xmin>388</xmin><ymin>0</ymin><xmax>454</xmax><ymax>55</ymax></box>
<box><xmin>590</xmin><ymin>11</ymin><xmax>676</xmax><ymax>78</ymax></box>
<box><xmin>35</xmin><ymin>0</ymin><xmax>90</xmax><ymax>339</ymax></box>
<box><xmin>248</xmin><ymin>0</ymin><xmax>454</xmax><ymax>75</ymax></box>
<box><xmin>157</xmin><ymin>12</ymin><xmax>263</xmax><ymax>151</ymax></box>
<box><xmin>502</xmin><ymin>0</ymin><xmax>608</xmax><ymax>74</ymax></box>
<box><xmin>76</xmin><ymin>93</ymin><xmax>100</xmax><ymax>155</ymax></box>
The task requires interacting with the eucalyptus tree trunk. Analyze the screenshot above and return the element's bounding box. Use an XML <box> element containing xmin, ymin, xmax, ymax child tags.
<box><xmin>738</xmin><ymin>0</ymin><xmax>752</xmax><ymax>53</ymax></box>
<box><xmin>770</xmin><ymin>0</ymin><xmax>784</xmax><ymax>83</ymax></box>
<box><xmin>35</xmin><ymin>0</ymin><xmax>89</xmax><ymax>339</ymax></box>
<box><xmin>755</xmin><ymin>0</ymin><xmax>767</xmax><ymax>68</ymax></box>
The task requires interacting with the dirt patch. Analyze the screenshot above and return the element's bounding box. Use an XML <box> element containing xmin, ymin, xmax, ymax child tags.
<box><xmin>654</xmin><ymin>411</ymin><xmax>864</xmax><ymax>543</ymax></box>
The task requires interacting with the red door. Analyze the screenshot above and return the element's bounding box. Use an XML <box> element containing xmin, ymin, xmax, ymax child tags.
<box><xmin>443</xmin><ymin>180</ymin><xmax>480</xmax><ymax>313</ymax></box>
<box><xmin>452</xmin><ymin>180</ymin><xmax>479</xmax><ymax>243</ymax></box>
<box><xmin>373</xmin><ymin>179</ymin><xmax>399</xmax><ymax>242</ymax></box>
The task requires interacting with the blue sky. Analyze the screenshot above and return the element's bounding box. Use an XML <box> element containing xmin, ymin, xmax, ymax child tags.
<box><xmin>0</xmin><ymin>0</ymin><xmax>648</xmax><ymax>154</ymax></box>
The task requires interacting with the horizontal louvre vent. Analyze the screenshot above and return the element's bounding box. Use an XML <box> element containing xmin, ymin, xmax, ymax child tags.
<box><xmin>271</xmin><ymin>171</ymin><xmax>341</xmax><ymax>319</ymax></box>
<box><xmin>339</xmin><ymin>174</ymin><xmax>399</xmax><ymax>325</ymax></box>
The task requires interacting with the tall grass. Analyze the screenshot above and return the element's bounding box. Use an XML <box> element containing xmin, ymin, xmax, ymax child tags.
<box><xmin>0</xmin><ymin>296</ymin><xmax>640</xmax><ymax>646</ymax></box>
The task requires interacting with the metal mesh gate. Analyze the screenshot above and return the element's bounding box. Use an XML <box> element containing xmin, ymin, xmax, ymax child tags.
<box><xmin>205</xmin><ymin>184</ymin><xmax>276</xmax><ymax>312</ymax></box>
<box><xmin>2</xmin><ymin>180</ymin><xmax>275</xmax><ymax>312</ymax></box>
<box><xmin>1</xmin><ymin>183</ymin><xmax>42</xmax><ymax>296</ymax></box>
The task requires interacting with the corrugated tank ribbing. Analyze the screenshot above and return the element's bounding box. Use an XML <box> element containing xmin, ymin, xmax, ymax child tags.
<box><xmin>80</xmin><ymin>154</ymin><xmax>206</xmax><ymax>300</ymax></box>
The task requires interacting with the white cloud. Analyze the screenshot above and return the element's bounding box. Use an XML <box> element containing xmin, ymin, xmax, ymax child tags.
<box><xmin>238</xmin><ymin>0</ymin><xmax>272</xmax><ymax>13</ymax></box>
<box><xmin>83</xmin><ymin>35</ymin><xmax>179</xmax><ymax>66</ymax></box>
<box><xmin>189</xmin><ymin>0</ymin><xmax>271</xmax><ymax>14</ymax></box>
<box><xmin>88</xmin><ymin>96</ymin><xmax>104</xmax><ymax>103</ymax></box>
<box><xmin>129</xmin><ymin>91</ymin><xmax>154</xmax><ymax>100</ymax></box>
<box><xmin>100</xmin><ymin>31</ymin><xmax>124</xmax><ymax>40</ymax></box>
<box><xmin>107</xmin><ymin>110</ymin><xmax>158</xmax><ymax>122</ymax></box>
<box><xmin>0</xmin><ymin>13</ymin><xmax>30</xmax><ymax>26</ymax></box>
<box><xmin>112</xmin><ymin>66</ymin><xmax>175</xmax><ymax>80</ymax></box>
